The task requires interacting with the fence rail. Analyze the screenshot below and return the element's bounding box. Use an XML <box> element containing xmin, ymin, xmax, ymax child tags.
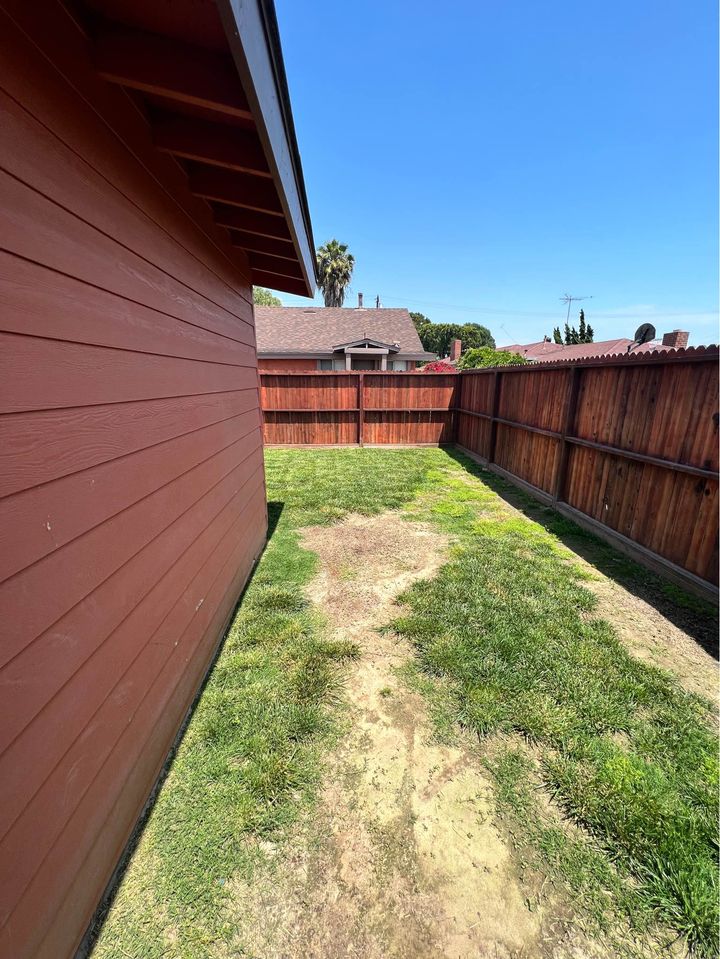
<box><xmin>259</xmin><ymin>349</ymin><xmax>719</xmax><ymax>595</ymax></box>
<box><xmin>260</xmin><ymin>371</ymin><xmax>458</xmax><ymax>446</ymax></box>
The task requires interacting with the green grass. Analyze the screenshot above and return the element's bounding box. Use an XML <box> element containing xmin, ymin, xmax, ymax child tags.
<box><xmin>93</xmin><ymin>521</ymin><xmax>358</xmax><ymax>957</ymax></box>
<box><xmin>391</xmin><ymin>452</ymin><xmax>719</xmax><ymax>956</ymax></box>
<box><xmin>91</xmin><ymin>449</ymin><xmax>449</xmax><ymax>957</ymax></box>
<box><xmin>92</xmin><ymin>448</ymin><xmax>718</xmax><ymax>958</ymax></box>
<box><xmin>263</xmin><ymin>446</ymin><xmax>447</xmax><ymax>527</ymax></box>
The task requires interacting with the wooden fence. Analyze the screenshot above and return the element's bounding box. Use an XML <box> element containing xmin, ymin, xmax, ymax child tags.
<box><xmin>259</xmin><ymin>349</ymin><xmax>719</xmax><ymax>595</ymax></box>
<box><xmin>260</xmin><ymin>371</ymin><xmax>458</xmax><ymax>446</ymax></box>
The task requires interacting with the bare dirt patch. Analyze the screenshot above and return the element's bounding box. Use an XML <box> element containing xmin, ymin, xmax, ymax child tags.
<box><xmin>577</xmin><ymin>570</ymin><xmax>718</xmax><ymax>705</ymax></box>
<box><xmin>463</xmin><ymin>472</ymin><xmax>717</xmax><ymax>706</ymax></box>
<box><xmin>224</xmin><ymin>513</ymin><xmax>604</xmax><ymax>959</ymax></box>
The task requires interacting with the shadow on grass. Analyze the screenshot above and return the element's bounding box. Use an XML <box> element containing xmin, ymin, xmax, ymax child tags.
<box><xmin>266</xmin><ymin>500</ymin><xmax>284</xmax><ymax>539</ymax></box>
<box><xmin>80</xmin><ymin>504</ymin><xmax>286</xmax><ymax>957</ymax></box>
<box><xmin>445</xmin><ymin>447</ymin><xmax>719</xmax><ymax>661</ymax></box>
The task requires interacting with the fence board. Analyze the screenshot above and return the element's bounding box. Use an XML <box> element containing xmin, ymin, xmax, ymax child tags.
<box><xmin>260</xmin><ymin>372</ymin><xmax>457</xmax><ymax>446</ymax></box>
<box><xmin>259</xmin><ymin>349</ymin><xmax>719</xmax><ymax>592</ymax></box>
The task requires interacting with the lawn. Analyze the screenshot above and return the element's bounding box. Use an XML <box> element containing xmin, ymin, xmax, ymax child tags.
<box><xmin>91</xmin><ymin>448</ymin><xmax>718</xmax><ymax>959</ymax></box>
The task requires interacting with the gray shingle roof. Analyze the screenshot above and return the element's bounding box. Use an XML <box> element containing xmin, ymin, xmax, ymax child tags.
<box><xmin>254</xmin><ymin>306</ymin><xmax>434</xmax><ymax>357</ymax></box>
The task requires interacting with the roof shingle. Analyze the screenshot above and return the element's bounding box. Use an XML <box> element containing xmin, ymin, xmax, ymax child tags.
<box><xmin>254</xmin><ymin>306</ymin><xmax>434</xmax><ymax>357</ymax></box>
<box><xmin>500</xmin><ymin>338</ymin><xmax>673</xmax><ymax>362</ymax></box>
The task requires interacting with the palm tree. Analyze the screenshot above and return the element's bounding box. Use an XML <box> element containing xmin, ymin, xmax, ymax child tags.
<box><xmin>316</xmin><ymin>240</ymin><xmax>354</xmax><ymax>307</ymax></box>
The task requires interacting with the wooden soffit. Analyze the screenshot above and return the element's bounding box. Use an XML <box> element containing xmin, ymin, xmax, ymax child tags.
<box><xmin>80</xmin><ymin>0</ymin><xmax>316</xmax><ymax>296</ymax></box>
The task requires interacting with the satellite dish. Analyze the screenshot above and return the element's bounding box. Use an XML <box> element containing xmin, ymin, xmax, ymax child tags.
<box><xmin>633</xmin><ymin>323</ymin><xmax>656</xmax><ymax>345</ymax></box>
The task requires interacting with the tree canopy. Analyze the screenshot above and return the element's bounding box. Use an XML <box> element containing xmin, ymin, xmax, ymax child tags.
<box><xmin>415</xmin><ymin>320</ymin><xmax>495</xmax><ymax>357</ymax></box>
<box><xmin>409</xmin><ymin>311</ymin><xmax>430</xmax><ymax>333</ymax></box>
<box><xmin>253</xmin><ymin>287</ymin><xmax>282</xmax><ymax>306</ymax></box>
<box><xmin>456</xmin><ymin>347</ymin><xmax>526</xmax><ymax>370</ymax></box>
<box><xmin>316</xmin><ymin>239</ymin><xmax>355</xmax><ymax>307</ymax></box>
<box><xmin>555</xmin><ymin>309</ymin><xmax>595</xmax><ymax>345</ymax></box>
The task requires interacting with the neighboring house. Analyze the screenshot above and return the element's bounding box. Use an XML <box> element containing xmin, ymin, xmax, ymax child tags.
<box><xmin>501</xmin><ymin>330</ymin><xmax>690</xmax><ymax>362</ymax></box>
<box><xmin>0</xmin><ymin>3</ymin><xmax>313</xmax><ymax>957</ymax></box>
<box><xmin>256</xmin><ymin>299</ymin><xmax>436</xmax><ymax>371</ymax></box>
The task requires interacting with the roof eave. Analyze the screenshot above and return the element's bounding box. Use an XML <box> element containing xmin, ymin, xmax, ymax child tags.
<box><xmin>215</xmin><ymin>0</ymin><xmax>316</xmax><ymax>296</ymax></box>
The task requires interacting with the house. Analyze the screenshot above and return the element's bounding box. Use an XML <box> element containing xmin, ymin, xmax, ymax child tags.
<box><xmin>256</xmin><ymin>297</ymin><xmax>437</xmax><ymax>370</ymax></box>
<box><xmin>0</xmin><ymin>2</ymin><xmax>313</xmax><ymax>956</ymax></box>
<box><xmin>501</xmin><ymin>330</ymin><xmax>690</xmax><ymax>362</ymax></box>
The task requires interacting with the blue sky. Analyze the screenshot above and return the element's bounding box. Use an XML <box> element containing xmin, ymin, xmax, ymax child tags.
<box><xmin>273</xmin><ymin>0</ymin><xmax>718</xmax><ymax>347</ymax></box>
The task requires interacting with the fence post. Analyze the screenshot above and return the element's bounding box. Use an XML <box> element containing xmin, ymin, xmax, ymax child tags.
<box><xmin>451</xmin><ymin>372</ymin><xmax>460</xmax><ymax>444</ymax></box>
<box><xmin>553</xmin><ymin>365</ymin><xmax>581</xmax><ymax>504</ymax></box>
<box><xmin>488</xmin><ymin>370</ymin><xmax>502</xmax><ymax>463</ymax></box>
<box><xmin>358</xmin><ymin>372</ymin><xmax>364</xmax><ymax>446</ymax></box>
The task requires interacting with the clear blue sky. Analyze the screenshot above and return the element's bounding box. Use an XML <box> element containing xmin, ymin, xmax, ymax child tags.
<box><xmin>273</xmin><ymin>0</ymin><xmax>718</xmax><ymax>347</ymax></box>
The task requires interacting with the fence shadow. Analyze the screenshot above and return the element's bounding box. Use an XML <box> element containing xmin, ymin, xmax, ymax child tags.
<box><xmin>445</xmin><ymin>447</ymin><xmax>719</xmax><ymax>661</ymax></box>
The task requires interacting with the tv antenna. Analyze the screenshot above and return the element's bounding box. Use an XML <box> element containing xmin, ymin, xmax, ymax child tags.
<box><xmin>560</xmin><ymin>293</ymin><xmax>593</xmax><ymax>325</ymax></box>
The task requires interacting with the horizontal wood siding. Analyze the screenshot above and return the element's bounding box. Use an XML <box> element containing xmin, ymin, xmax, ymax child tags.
<box><xmin>0</xmin><ymin>7</ymin><xmax>266</xmax><ymax>957</ymax></box>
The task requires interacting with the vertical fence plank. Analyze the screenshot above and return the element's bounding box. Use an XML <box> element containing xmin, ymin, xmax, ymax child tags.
<box><xmin>488</xmin><ymin>370</ymin><xmax>502</xmax><ymax>464</ymax></box>
<box><xmin>258</xmin><ymin>353</ymin><xmax>719</xmax><ymax>590</ymax></box>
<box><xmin>358</xmin><ymin>372</ymin><xmax>364</xmax><ymax>447</ymax></box>
<box><xmin>553</xmin><ymin>365</ymin><xmax>581</xmax><ymax>503</ymax></box>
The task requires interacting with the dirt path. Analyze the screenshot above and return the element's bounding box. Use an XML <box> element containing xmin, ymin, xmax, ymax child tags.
<box><xmin>578</xmin><ymin>566</ymin><xmax>717</xmax><ymax>704</ymax></box>
<box><xmin>225</xmin><ymin>513</ymin><xmax>595</xmax><ymax>959</ymax></box>
<box><xmin>224</xmin><ymin>507</ymin><xmax>713</xmax><ymax>959</ymax></box>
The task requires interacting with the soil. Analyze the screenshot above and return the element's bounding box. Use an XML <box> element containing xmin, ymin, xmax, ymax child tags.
<box><xmin>225</xmin><ymin>514</ymin><xmax>606</xmax><ymax>959</ymax></box>
<box><xmin>223</xmin><ymin>502</ymin><xmax>714</xmax><ymax>959</ymax></box>
<box><xmin>577</xmin><ymin>563</ymin><xmax>718</xmax><ymax>705</ymax></box>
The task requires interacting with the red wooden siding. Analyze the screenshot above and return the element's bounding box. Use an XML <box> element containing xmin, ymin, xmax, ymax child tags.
<box><xmin>0</xmin><ymin>7</ymin><xmax>267</xmax><ymax>958</ymax></box>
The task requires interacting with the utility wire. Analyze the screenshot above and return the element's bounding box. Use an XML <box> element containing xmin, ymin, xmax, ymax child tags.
<box><xmin>377</xmin><ymin>292</ymin><xmax>713</xmax><ymax>320</ymax></box>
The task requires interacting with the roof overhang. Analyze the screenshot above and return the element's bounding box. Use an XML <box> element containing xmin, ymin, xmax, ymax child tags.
<box><xmin>333</xmin><ymin>338</ymin><xmax>400</xmax><ymax>352</ymax></box>
<box><xmin>81</xmin><ymin>0</ymin><xmax>315</xmax><ymax>296</ymax></box>
<box><xmin>258</xmin><ymin>350</ymin><xmax>438</xmax><ymax>360</ymax></box>
<box><xmin>343</xmin><ymin>347</ymin><xmax>390</xmax><ymax>355</ymax></box>
<box><xmin>215</xmin><ymin>0</ymin><xmax>316</xmax><ymax>294</ymax></box>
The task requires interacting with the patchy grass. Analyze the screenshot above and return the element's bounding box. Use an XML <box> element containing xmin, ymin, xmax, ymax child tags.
<box><xmin>391</xmin><ymin>452</ymin><xmax>719</xmax><ymax>956</ymax></box>
<box><xmin>92</xmin><ymin>448</ymin><xmax>718</xmax><ymax>958</ymax></box>
<box><xmin>91</xmin><ymin>449</ymin><xmax>450</xmax><ymax>957</ymax></box>
<box><xmin>92</xmin><ymin>519</ymin><xmax>359</xmax><ymax>957</ymax></box>
<box><xmin>264</xmin><ymin>447</ymin><xmax>445</xmax><ymax>527</ymax></box>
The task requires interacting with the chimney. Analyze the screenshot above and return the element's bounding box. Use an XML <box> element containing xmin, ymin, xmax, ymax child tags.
<box><xmin>357</xmin><ymin>292</ymin><xmax>363</xmax><ymax>308</ymax></box>
<box><xmin>450</xmin><ymin>338</ymin><xmax>462</xmax><ymax>362</ymax></box>
<box><xmin>661</xmin><ymin>329</ymin><xmax>689</xmax><ymax>349</ymax></box>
